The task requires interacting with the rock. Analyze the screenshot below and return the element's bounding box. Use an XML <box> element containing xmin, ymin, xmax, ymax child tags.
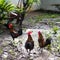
<box><xmin>1</xmin><ymin>40</ymin><xmax>11</xmax><ymax>47</ymax></box>
<box><xmin>34</xmin><ymin>57</ymin><xmax>43</xmax><ymax>60</ymax></box>
<box><xmin>2</xmin><ymin>52</ymin><xmax>8</xmax><ymax>59</ymax></box>
<box><xmin>9</xmin><ymin>49</ymin><xmax>15</xmax><ymax>55</ymax></box>
<box><xmin>0</xmin><ymin>28</ymin><xmax>60</xmax><ymax>60</ymax></box>
<box><xmin>3</xmin><ymin>46</ymin><xmax>11</xmax><ymax>52</ymax></box>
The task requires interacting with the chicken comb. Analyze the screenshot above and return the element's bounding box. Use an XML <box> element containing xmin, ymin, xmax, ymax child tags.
<box><xmin>38</xmin><ymin>31</ymin><xmax>42</xmax><ymax>35</ymax></box>
<box><xmin>8</xmin><ymin>23</ymin><xmax>13</xmax><ymax>28</ymax></box>
<box><xmin>27</xmin><ymin>31</ymin><xmax>32</xmax><ymax>35</ymax></box>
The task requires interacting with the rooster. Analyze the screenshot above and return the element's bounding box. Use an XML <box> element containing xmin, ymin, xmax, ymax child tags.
<box><xmin>38</xmin><ymin>31</ymin><xmax>52</xmax><ymax>53</ymax></box>
<box><xmin>25</xmin><ymin>31</ymin><xmax>34</xmax><ymax>55</ymax></box>
<box><xmin>4</xmin><ymin>23</ymin><xmax>21</xmax><ymax>40</ymax></box>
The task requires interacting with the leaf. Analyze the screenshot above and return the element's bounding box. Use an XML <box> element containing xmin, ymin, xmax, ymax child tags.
<box><xmin>0</xmin><ymin>0</ymin><xmax>15</xmax><ymax>21</ymax></box>
<box><xmin>0</xmin><ymin>0</ymin><xmax>5</xmax><ymax>5</ymax></box>
<box><xmin>0</xmin><ymin>48</ymin><xmax>3</xmax><ymax>54</ymax></box>
<box><xmin>9</xmin><ymin>49</ymin><xmax>15</xmax><ymax>55</ymax></box>
<box><xmin>53</xmin><ymin>26</ymin><xmax>59</xmax><ymax>32</ymax></box>
<box><xmin>29</xmin><ymin>0</ymin><xmax>34</xmax><ymax>4</ymax></box>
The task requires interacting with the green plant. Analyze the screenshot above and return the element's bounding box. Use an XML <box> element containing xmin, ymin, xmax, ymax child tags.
<box><xmin>52</xmin><ymin>26</ymin><xmax>59</xmax><ymax>34</ymax></box>
<box><xmin>0</xmin><ymin>0</ymin><xmax>40</xmax><ymax>35</ymax></box>
<box><xmin>13</xmin><ymin>0</ymin><xmax>40</xmax><ymax>35</ymax></box>
<box><xmin>0</xmin><ymin>48</ymin><xmax>3</xmax><ymax>54</ymax></box>
<box><xmin>50</xmin><ymin>15</ymin><xmax>56</xmax><ymax>18</ymax></box>
<box><xmin>0</xmin><ymin>0</ymin><xmax>15</xmax><ymax>23</ymax></box>
<box><xmin>55</xmin><ymin>19</ymin><xmax>60</xmax><ymax>22</ymax></box>
<box><xmin>15</xmin><ymin>0</ymin><xmax>40</xmax><ymax>13</ymax></box>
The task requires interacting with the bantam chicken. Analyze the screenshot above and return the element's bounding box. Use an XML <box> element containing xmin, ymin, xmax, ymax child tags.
<box><xmin>25</xmin><ymin>31</ymin><xmax>34</xmax><ymax>55</ymax></box>
<box><xmin>38</xmin><ymin>31</ymin><xmax>52</xmax><ymax>53</ymax></box>
<box><xmin>4</xmin><ymin>23</ymin><xmax>21</xmax><ymax>40</ymax></box>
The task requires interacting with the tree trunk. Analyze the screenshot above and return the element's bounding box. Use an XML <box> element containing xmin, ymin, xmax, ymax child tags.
<box><xmin>18</xmin><ymin>20</ymin><xmax>23</xmax><ymax>35</ymax></box>
<box><xmin>17</xmin><ymin>12</ymin><xmax>25</xmax><ymax>35</ymax></box>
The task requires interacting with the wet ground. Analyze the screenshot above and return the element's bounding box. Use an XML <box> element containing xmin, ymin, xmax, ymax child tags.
<box><xmin>0</xmin><ymin>28</ymin><xmax>60</xmax><ymax>60</ymax></box>
<box><xmin>0</xmin><ymin>11</ymin><xmax>60</xmax><ymax>60</ymax></box>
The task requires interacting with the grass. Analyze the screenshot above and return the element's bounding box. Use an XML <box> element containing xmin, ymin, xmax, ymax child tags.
<box><xmin>27</xmin><ymin>12</ymin><xmax>60</xmax><ymax>23</ymax></box>
<box><xmin>55</xmin><ymin>19</ymin><xmax>60</xmax><ymax>22</ymax></box>
<box><xmin>0</xmin><ymin>48</ymin><xmax>3</xmax><ymax>54</ymax></box>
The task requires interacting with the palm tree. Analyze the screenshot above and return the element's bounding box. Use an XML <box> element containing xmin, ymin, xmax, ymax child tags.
<box><xmin>12</xmin><ymin>0</ymin><xmax>40</xmax><ymax>35</ymax></box>
<box><xmin>0</xmin><ymin>0</ymin><xmax>15</xmax><ymax>24</ymax></box>
<box><xmin>0</xmin><ymin>0</ymin><xmax>40</xmax><ymax>35</ymax></box>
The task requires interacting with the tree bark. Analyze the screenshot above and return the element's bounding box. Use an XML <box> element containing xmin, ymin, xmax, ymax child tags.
<box><xmin>17</xmin><ymin>12</ymin><xmax>25</xmax><ymax>35</ymax></box>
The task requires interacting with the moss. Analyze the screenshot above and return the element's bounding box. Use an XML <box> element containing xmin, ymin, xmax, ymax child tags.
<box><xmin>9</xmin><ymin>49</ymin><xmax>15</xmax><ymax>55</ymax></box>
<box><xmin>52</xmin><ymin>26</ymin><xmax>59</xmax><ymax>34</ymax></box>
<box><xmin>0</xmin><ymin>48</ymin><xmax>3</xmax><ymax>55</ymax></box>
<box><xmin>50</xmin><ymin>15</ymin><xmax>57</xmax><ymax>18</ymax></box>
<box><xmin>28</xmin><ymin>12</ymin><xmax>60</xmax><ymax>23</ymax></box>
<box><xmin>55</xmin><ymin>19</ymin><xmax>60</xmax><ymax>22</ymax></box>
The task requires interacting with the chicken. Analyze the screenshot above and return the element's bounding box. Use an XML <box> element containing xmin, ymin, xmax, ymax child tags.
<box><xmin>38</xmin><ymin>31</ymin><xmax>52</xmax><ymax>53</ymax></box>
<box><xmin>25</xmin><ymin>31</ymin><xmax>34</xmax><ymax>55</ymax></box>
<box><xmin>4</xmin><ymin>23</ymin><xmax>21</xmax><ymax>40</ymax></box>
